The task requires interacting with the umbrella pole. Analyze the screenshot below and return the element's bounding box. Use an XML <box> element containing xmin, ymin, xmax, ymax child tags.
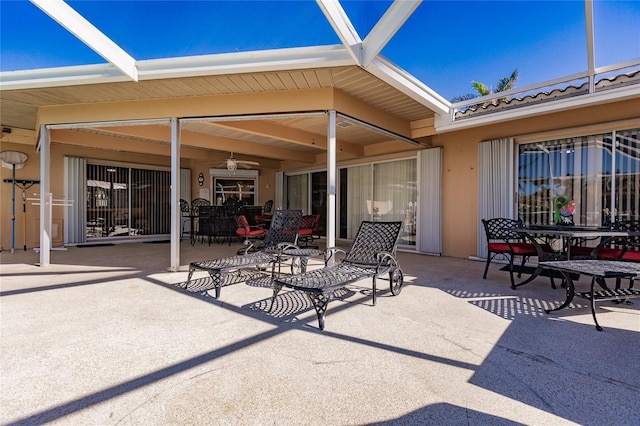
<box><xmin>1</xmin><ymin>150</ymin><xmax>30</xmax><ymax>253</ymax></box>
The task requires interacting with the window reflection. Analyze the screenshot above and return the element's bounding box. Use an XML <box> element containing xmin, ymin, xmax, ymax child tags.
<box><xmin>86</xmin><ymin>164</ymin><xmax>170</xmax><ymax>239</ymax></box>
<box><xmin>517</xmin><ymin>128</ymin><xmax>640</xmax><ymax>226</ymax></box>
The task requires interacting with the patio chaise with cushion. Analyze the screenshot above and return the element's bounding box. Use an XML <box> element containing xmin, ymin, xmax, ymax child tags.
<box><xmin>271</xmin><ymin>221</ymin><xmax>404</xmax><ymax>330</ymax></box>
<box><xmin>183</xmin><ymin>209</ymin><xmax>302</xmax><ymax>298</ymax></box>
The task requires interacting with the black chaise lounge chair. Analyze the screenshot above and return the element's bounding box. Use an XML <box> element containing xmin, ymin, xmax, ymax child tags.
<box><xmin>271</xmin><ymin>220</ymin><xmax>404</xmax><ymax>330</ymax></box>
<box><xmin>183</xmin><ymin>209</ymin><xmax>302</xmax><ymax>298</ymax></box>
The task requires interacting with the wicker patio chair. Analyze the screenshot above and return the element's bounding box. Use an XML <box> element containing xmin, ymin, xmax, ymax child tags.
<box><xmin>271</xmin><ymin>220</ymin><xmax>403</xmax><ymax>330</ymax></box>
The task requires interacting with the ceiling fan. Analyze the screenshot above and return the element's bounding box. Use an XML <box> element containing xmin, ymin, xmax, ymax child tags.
<box><xmin>212</xmin><ymin>152</ymin><xmax>260</xmax><ymax>170</ymax></box>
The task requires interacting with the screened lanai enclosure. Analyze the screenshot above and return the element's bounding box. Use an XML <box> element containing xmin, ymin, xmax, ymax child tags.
<box><xmin>517</xmin><ymin>126</ymin><xmax>640</xmax><ymax>226</ymax></box>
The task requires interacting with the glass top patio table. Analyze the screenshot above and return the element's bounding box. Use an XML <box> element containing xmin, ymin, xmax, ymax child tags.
<box><xmin>509</xmin><ymin>225</ymin><xmax>637</xmax><ymax>286</ymax></box>
<box><xmin>540</xmin><ymin>259</ymin><xmax>640</xmax><ymax>330</ymax></box>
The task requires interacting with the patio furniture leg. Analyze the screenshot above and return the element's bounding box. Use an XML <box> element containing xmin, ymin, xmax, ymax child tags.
<box><xmin>482</xmin><ymin>255</ymin><xmax>492</xmax><ymax>279</ymax></box>
<box><xmin>270</xmin><ymin>283</ymin><xmax>283</xmax><ymax>312</ymax></box>
<box><xmin>372</xmin><ymin>276</ymin><xmax>377</xmax><ymax>306</ymax></box>
<box><xmin>545</xmin><ymin>271</ymin><xmax>576</xmax><ymax>314</ymax></box>
<box><xmin>307</xmin><ymin>292</ymin><xmax>331</xmax><ymax>330</ymax></box>
<box><xmin>184</xmin><ymin>267</ymin><xmax>195</xmax><ymax>289</ymax></box>
<box><xmin>589</xmin><ymin>278</ymin><xmax>604</xmax><ymax>331</ymax></box>
<box><xmin>207</xmin><ymin>271</ymin><xmax>223</xmax><ymax>298</ymax></box>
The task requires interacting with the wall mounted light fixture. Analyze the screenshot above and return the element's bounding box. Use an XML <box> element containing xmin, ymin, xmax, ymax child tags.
<box><xmin>198</xmin><ymin>172</ymin><xmax>204</xmax><ymax>186</ymax></box>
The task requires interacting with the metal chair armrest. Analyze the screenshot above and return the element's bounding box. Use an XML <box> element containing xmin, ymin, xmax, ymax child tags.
<box><xmin>324</xmin><ymin>247</ymin><xmax>347</xmax><ymax>265</ymax></box>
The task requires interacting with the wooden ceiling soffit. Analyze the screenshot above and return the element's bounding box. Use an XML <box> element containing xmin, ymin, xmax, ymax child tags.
<box><xmin>36</xmin><ymin>88</ymin><xmax>335</xmax><ymax>125</ymax></box>
<box><xmin>364</xmin><ymin>140</ymin><xmax>421</xmax><ymax>157</ymax></box>
<box><xmin>332</xmin><ymin>89</ymin><xmax>412</xmax><ymax>139</ymax></box>
<box><xmin>51</xmin><ymin>129</ymin><xmax>172</xmax><ymax>157</ymax></box>
<box><xmin>0</xmin><ymin>128</ymin><xmax>37</xmax><ymax>145</ymax></box>
<box><xmin>180</xmin><ymin>129</ymin><xmax>315</xmax><ymax>163</ymax></box>
<box><xmin>202</xmin><ymin>120</ymin><xmax>364</xmax><ymax>157</ymax></box>
<box><xmin>410</xmin><ymin>117</ymin><xmax>436</xmax><ymax>138</ymax></box>
<box><xmin>90</xmin><ymin>125</ymin><xmax>315</xmax><ymax>163</ymax></box>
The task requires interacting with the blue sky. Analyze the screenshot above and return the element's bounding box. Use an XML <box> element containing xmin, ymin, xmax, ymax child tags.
<box><xmin>1</xmin><ymin>0</ymin><xmax>639</xmax><ymax>101</ymax></box>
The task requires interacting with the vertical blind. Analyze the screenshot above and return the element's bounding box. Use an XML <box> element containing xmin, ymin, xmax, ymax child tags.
<box><xmin>478</xmin><ymin>138</ymin><xmax>514</xmax><ymax>258</ymax></box>
<box><xmin>418</xmin><ymin>147</ymin><xmax>442</xmax><ymax>255</ymax></box>
<box><xmin>64</xmin><ymin>156</ymin><xmax>86</xmax><ymax>244</ymax></box>
<box><xmin>516</xmin><ymin>127</ymin><xmax>640</xmax><ymax>227</ymax></box>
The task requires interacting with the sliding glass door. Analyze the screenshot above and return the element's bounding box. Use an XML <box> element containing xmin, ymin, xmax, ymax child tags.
<box><xmin>291</xmin><ymin>158</ymin><xmax>417</xmax><ymax>246</ymax></box>
<box><xmin>86</xmin><ymin>164</ymin><xmax>170</xmax><ymax>239</ymax></box>
<box><xmin>340</xmin><ymin>160</ymin><xmax>416</xmax><ymax>244</ymax></box>
<box><xmin>517</xmin><ymin>127</ymin><xmax>640</xmax><ymax>226</ymax></box>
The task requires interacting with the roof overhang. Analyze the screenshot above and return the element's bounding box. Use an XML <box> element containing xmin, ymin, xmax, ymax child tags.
<box><xmin>0</xmin><ymin>44</ymin><xmax>355</xmax><ymax>91</ymax></box>
<box><xmin>436</xmin><ymin>81</ymin><xmax>640</xmax><ymax>133</ymax></box>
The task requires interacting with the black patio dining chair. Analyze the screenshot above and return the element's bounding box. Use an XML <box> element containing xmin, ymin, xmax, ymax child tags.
<box><xmin>255</xmin><ymin>199</ymin><xmax>274</xmax><ymax>227</ymax></box>
<box><xmin>180</xmin><ymin>199</ymin><xmax>191</xmax><ymax>239</ymax></box>
<box><xmin>481</xmin><ymin>218</ymin><xmax>554</xmax><ymax>289</ymax></box>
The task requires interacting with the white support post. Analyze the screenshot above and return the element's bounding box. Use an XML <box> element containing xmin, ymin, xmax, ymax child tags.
<box><xmin>170</xmin><ymin>118</ymin><xmax>180</xmax><ymax>272</ymax></box>
<box><xmin>326</xmin><ymin>110</ymin><xmax>337</xmax><ymax>256</ymax></box>
<box><xmin>585</xmin><ymin>0</ymin><xmax>596</xmax><ymax>93</ymax></box>
<box><xmin>39</xmin><ymin>125</ymin><xmax>51</xmax><ymax>267</ymax></box>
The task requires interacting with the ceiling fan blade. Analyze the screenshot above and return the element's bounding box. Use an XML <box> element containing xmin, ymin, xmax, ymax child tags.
<box><xmin>236</xmin><ymin>162</ymin><xmax>256</xmax><ymax>169</ymax></box>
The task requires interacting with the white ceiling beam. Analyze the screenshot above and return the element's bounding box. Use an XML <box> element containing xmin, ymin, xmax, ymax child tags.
<box><xmin>585</xmin><ymin>0</ymin><xmax>596</xmax><ymax>93</ymax></box>
<box><xmin>0</xmin><ymin>45</ymin><xmax>353</xmax><ymax>91</ymax></box>
<box><xmin>30</xmin><ymin>0</ymin><xmax>138</xmax><ymax>81</ymax></box>
<box><xmin>316</xmin><ymin>0</ymin><xmax>362</xmax><ymax>65</ymax></box>
<box><xmin>366</xmin><ymin>56</ymin><xmax>450</xmax><ymax>116</ymax></box>
<box><xmin>138</xmin><ymin>45</ymin><xmax>353</xmax><ymax>80</ymax></box>
<box><xmin>362</xmin><ymin>0</ymin><xmax>422</xmax><ymax>67</ymax></box>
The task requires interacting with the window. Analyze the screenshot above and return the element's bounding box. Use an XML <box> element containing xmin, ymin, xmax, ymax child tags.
<box><xmin>214</xmin><ymin>178</ymin><xmax>256</xmax><ymax>206</ymax></box>
<box><xmin>517</xmin><ymin>127</ymin><xmax>640</xmax><ymax>226</ymax></box>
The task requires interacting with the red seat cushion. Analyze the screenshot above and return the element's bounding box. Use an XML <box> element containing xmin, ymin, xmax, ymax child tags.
<box><xmin>621</xmin><ymin>249</ymin><xmax>640</xmax><ymax>262</ymax></box>
<box><xmin>236</xmin><ymin>229</ymin><xmax>267</xmax><ymax>237</ymax></box>
<box><xmin>569</xmin><ymin>245</ymin><xmax>595</xmax><ymax>257</ymax></box>
<box><xmin>596</xmin><ymin>247</ymin><xmax>624</xmax><ymax>260</ymax></box>
<box><xmin>298</xmin><ymin>228</ymin><xmax>313</xmax><ymax>237</ymax></box>
<box><xmin>509</xmin><ymin>242</ymin><xmax>538</xmax><ymax>255</ymax></box>
<box><xmin>487</xmin><ymin>242</ymin><xmax>511</xmax><ymax>253</ymax></box>
<box><xmin>488</xmin><ymin>242</ymin><xmax>537</xmax><ymax>255</ymax></box>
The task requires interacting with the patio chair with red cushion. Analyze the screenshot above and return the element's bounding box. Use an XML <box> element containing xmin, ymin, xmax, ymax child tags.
<box><xmin>298</xmin><ymin>214</ymin><xmax>320</xmax><ymax>248</ymax></box>
<box><xmin>590</xmin><ymin>219</ymin><xmax>640</xmax><ymax>290</ymax></box>
<box><xmin>481</xmin><ymin>218</ymin><xmax>554</xmax><ymax>289</ymax></box>
<box><xmin>235</xmin><ymin>214</ymin><xmax>268</xmax><ymax>249</ymax></box>
<box><xmin>255</xmin><ymin>200</ymin><xmax>274</xmax><ymax>227</ymax></box>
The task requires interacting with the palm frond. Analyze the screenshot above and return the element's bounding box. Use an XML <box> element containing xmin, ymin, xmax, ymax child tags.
<box><xmin>450</xmin><ymin>93</ymin><xmax>477</xmax><ymax>103</ymax></box>
<box><xmin>496</xmin><ymin>68</ymin><xmax>519</xmax><ymax>92</ymax></box>
<box><xmin>471</xmin><ymin>81</ymin><xmax>490</xmax><ymax>96</ymax></box>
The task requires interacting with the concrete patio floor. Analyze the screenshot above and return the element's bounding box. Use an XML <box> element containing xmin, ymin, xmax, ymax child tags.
<box><xmin>1</xmin><ymin>239</ymin><xmax>639</xmax><ymax>425</ymax></box>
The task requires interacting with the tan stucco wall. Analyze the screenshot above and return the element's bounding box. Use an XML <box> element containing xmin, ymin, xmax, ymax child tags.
<box><xmin>0</xmin><ymin>141</ymin><xmax>40</xmax><ymax>252</ymax></box>
<box><xmin>433</xmin><ymin>97</ymin><xmax>640</xmax><ymax>259</ymax></box>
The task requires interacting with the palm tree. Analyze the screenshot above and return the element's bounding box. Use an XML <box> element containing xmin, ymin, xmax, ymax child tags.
<box><xmin>451</xmin><ymin>69</ymin><xmax>519</xmax><ymax>105</ymax></box>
